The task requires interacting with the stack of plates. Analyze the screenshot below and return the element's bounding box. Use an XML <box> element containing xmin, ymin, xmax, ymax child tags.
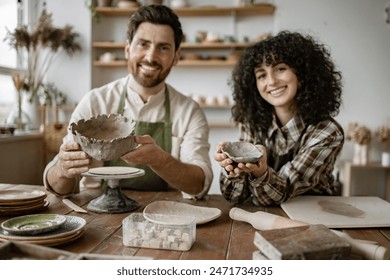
<box><xmin>0</xmin><ymin>190</ymin><xmax>49</xmax><ymax>216</ymax></box>
<box><xmin>0</xmin><ymin>214</ymin><xmax>86</xmax><ymax>247</ymax></box>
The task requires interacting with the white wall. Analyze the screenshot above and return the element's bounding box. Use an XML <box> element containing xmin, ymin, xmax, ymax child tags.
<box><xmin>44</xmin><ymin>0</ymin><xmax>92</xmax><ymax>106</ymax></box>
<box><xmin>44</xmin><ymin>0</ymin><xmax>390</xmax><ymax>195</ymax></box>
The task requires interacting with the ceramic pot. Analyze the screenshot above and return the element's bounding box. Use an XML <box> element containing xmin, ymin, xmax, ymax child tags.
<box><xmin>381</xmin><ymin>152</ymin><xmax>390</xmax><ymax>167</ymax></box>
<box><xmin>352</xmin><ymin>143</ymin><xmax>369</xmax><ymax>165</ymax></box>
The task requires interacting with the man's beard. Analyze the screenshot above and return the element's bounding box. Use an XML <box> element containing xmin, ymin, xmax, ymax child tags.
<box><xmin>128</xmin><ymin>61</ymin><xmax>173</xmax><ymax>88</ymax></box>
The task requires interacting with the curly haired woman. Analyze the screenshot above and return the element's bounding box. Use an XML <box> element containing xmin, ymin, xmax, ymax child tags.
<box><xmin>214</xmin><ymin>31</ymin><xmax>344</xmax><ymax>206</ymax></box>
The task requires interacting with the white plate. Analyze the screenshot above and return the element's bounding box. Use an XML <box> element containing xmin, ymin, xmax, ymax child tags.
<box><xmin>143</xmin><ymin>201</ymin><xmax>222</xmax><ymax>225</ymax></box>
<box><xmin>88</xmin><ymin>166</ymin><xmax>140</xmax><ymax>175</ymax></box>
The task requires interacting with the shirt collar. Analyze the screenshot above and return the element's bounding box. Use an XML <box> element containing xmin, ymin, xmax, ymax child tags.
<box><xmin>126</xmin><ymin>75</ymin><xmax>166</xmax><ymax>105</ymax></box>
<box><xmin>268</xmin><ymin>113</ymin><xmax>306</xmax><ymax>142</ymax></box>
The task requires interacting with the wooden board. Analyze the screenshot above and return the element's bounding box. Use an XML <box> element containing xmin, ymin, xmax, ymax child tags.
<box><xmin>281</xmin><ymin>196</ymin><xmax>390</xmax><ymax>228</ymax></box>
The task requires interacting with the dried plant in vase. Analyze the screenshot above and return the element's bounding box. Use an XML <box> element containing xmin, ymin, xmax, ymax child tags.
<box><xmin>375</xmin><ymin>124</ymin><xmax>390</xmax><ymax>152</ymax></box>
<box><xmin>375</xmin><ymin>124</ymin><xmax>390</xmax><ymax>166</ymax></box>
<box><xmin>11</xmin><ymin>72</ymin><xmax>26</xmax><ymax>129</ymax></box>
<box><xmin>346</xmin><ymin>122</ymin><xmax>372</xmax><ymax>165</ymax></box>
<box><xmin>4</xmin><ymin>9</ymin><xmax>82</xmax><ymax>104</ymax></box>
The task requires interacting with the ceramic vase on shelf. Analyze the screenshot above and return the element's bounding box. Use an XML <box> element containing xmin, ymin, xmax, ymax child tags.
<box><xmin>20</xmin><ymin>92</ymin><xmax>41</xmax><ymax>131</ymax></box>
<box><xmin>352</xmin><ymin>143</ymin><xmax>369</xmax><ymax>165</ymax></box>
<box><xmin>381</xmin><ymin>152</ymin><xmax>390</xmax><ymax>167</ymax></box>
<box><xmin>6</xmin><ymin>104</ymin><xmax>31</xmax><ymax>132</ymax></box>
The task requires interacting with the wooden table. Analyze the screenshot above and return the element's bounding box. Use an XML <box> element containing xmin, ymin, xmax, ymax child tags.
<box><xmin>1</xmin><ymin>183</ymin><xmax>390</xmax><ymax>260</ymax></box>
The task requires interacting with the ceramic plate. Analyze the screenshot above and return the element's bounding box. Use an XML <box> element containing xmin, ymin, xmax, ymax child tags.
<box><xmin>88</xmin><ymin>166</ymin><xmax>140</xmax><ymax>175</ymax></box>
<box><xmin>0</xmin><ymin>196</ymin><xmax>46</xmax><ymax>207</ymax></box>
<box><xmin>143</xmin><ymin>201</ymin><xmax>222</xmax><ymax>225</ymax></box>
<box><xmin>1</xmin><ymin>214</ymin><xmax>67</xmax><ymax>235</ymax></box>
<box><xmin>0</xmin><ymin>200</ymin><xmax>49</xmax><ymax>216</ymax></box>
<box><xmin>0</xmin><ymin>215</ymin><xmax>86</xmax><ymax>244</ymax></box>
<box><xmin>0</xmin><ymin>199</ymin><xmax>46</xmax><ymax>211</ymax></box>
<box><xmin>0</xmin><ymin>190</ymin><xmax>46</xmax><ymax>203</ymax></box>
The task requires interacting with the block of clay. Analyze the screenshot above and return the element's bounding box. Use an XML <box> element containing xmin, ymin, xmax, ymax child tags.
<box><xmin>253</xmin><ymin>224</ymin><xmax>351</xmax><ymax>260</ymax></box>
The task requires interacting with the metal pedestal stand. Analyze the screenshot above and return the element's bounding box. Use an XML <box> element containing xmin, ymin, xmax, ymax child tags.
<box><xmin>82</xmin><ymin>167</ymin><xmax>145</xmax><ymax>213</ymax></box>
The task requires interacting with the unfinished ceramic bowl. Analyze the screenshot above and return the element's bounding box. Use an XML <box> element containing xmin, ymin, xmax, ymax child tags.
<box><xmin>71</xmin><ymin>114</ymin><xmax>137</xmax><ymax>161</ymax></box>
<box><xmin>222</xmin><ymin>141</ymin><xmax>262</xmax><ymax>163</ymax></box>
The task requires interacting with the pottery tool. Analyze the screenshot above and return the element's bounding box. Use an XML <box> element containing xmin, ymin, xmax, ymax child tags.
<box><xmin>230</xmin><ymin>207</ymin><xmax>390</xmax><ymax>260</ymax></box>
<box><xmin>62</xmin><ymin>199</ymin><xmax>88</xmax><ymax>213</ymax></box>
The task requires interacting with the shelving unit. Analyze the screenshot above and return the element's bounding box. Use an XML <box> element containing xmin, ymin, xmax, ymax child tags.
<box><xmin>94</xmin><ymin>5</ymin><xmax>275</xmax><ymax>17</ymax></box>
<box><xmin>91</xmin><ymin>4</ymin><xmax>276</xmax><ymax>127</ymax></box>
<box><xmin>92</xmin><ymin>4</ymin><xmax>275</xmax><ymax>68</ymax></box>
<box><xmin>92</xmin><ymin>41</ymin><xmax>248</xmax><ymax>67</ymax></box>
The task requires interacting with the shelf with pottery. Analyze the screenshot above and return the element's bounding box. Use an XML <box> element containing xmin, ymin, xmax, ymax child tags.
<box><xmin>92</xmin><ymin>41</ymin><xmax>247</xmax><ymax>67</ymax></box>
<box><xmin>92</xmin><ymin>4</ymin><xmax>275</xmax><ymax>67</ymax></box>
<box><xmin>94</xmin><ymin>4</ymin><xmax>276</xmax><ymax>17</ymax></box>
<box><xmin>92</xmin><ymin>41</ymin><xmax>249</xmax><ymax>49</ymax></box>
<box><xmin>93</xmin><ymin>59</ymin><xmax>237</xmax><ymax>67</ymax></box>
<box><xmin>208</xmin><ymin>121</ymin><xmax>237</xmax><ymax>128</ymax></box>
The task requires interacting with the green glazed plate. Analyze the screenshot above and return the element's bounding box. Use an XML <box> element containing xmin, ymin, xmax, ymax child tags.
<box><xmin>1</xmin><ymin>214</ymin><xmax>67</xmax><ymax>235</ymax></box>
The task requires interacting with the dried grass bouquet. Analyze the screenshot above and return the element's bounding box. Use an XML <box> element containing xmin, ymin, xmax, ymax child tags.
<box><xmin>346</xmin><ymin>122</ymin><xmax>372</xmax><ymax>145</ymax></box>
<box><xmin>4</xmin><ymin>9</ymin><xmax>81</xmax><ymax>102</ymax></box>
<box><xmin>375</xmin><ymin>124</ymin><xmax>390</xmax><ymax>151</ymax></box>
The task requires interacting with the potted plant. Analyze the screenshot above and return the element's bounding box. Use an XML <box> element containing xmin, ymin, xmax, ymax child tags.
<box><xmin>4</xmin><ymin>8</ymin><xmax>81</xmax><ymax>130</ymax></box>
<box><xmin>375</xmin><ymin>124</ymin><xmax>390</xmax><ymax>166</ymax></box>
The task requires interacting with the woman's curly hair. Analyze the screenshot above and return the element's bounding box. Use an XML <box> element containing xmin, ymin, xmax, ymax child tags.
<box><xmin>230</xmin><ymin>31</ymin><xmax>343</xmax><ymax>135</ymax></box>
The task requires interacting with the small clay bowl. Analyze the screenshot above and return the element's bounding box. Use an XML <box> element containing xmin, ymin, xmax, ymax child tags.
<box><xmin>222</xmin><ymin>141</ymin><xmax>262</xmax><ymax>163</ymax></box>
<box><xmin>71</xmin><ymin>114</ymin><xmax>137</xmax><ymax>161</ymax></box>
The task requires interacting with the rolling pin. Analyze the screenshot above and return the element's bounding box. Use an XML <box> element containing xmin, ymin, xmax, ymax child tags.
<box><xmin>230</xmin><ymin>207</ymin><xmax>390</xmax><ymax>260</ymax></box>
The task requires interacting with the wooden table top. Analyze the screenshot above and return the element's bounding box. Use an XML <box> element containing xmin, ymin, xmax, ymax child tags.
<box><xmin>1</xmin><ymin>183</ymin><xmax>390</xmax><ymax>260</ymax></box>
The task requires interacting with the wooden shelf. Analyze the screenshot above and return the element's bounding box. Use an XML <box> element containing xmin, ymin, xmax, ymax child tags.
<box><xmin>94</xmin><ymin>4</ymin><xmax>276</xmax><ymax>17</ymax></box>
<box><xmin>92</xmin><ymin>41</ymin><xmax>250</xmax><ymax>49</ymax></box>
<box><xmin>93</xmin><ymin>60</ymin><xmax>127</xmax><ymax>67</ymax></box>
<box><xmin>208</xmin><ymin>121</ymin><xmax>237</xmax><ymax>128</ymax></box>
<box><xmin>200</xmin><ymin>104</ymin><xmax>231</xmax><ymax>109</ymax></box>
<box><xmin>92</xmin><ymin>41</ymin><xmax>126</xmax><ymax>48</ymax></box>
<box><xmin>178</xmin><ymin>60</ymin><xmax>237</xmax><ymax>67</ymax></box>
<box><xmin>93</xmin><ymin>59</ymin><xmax>237</xmax><ymax>67</ymax></box>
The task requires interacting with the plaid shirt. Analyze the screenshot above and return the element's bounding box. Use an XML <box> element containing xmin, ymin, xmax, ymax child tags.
<box><xmin>220</xmin><ymin>114</ymin><xmax>344</xmax><ymax>206</ymax></box>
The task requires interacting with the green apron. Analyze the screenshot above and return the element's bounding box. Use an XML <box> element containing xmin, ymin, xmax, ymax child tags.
<box><xmin>107</xmin><ymin>83</ymin><xmax>172</xmax><ymax>191</ymax></box>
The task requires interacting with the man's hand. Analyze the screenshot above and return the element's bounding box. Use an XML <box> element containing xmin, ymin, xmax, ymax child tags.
<box><xmin>120</xmin><ymin>135</ymin><xmax>169</xmax><ymax>168</ymax></box>
<box><xmin>57</xmin><ymin>141</ymin><xmax>90</xmax><ymax>178</ymax></box>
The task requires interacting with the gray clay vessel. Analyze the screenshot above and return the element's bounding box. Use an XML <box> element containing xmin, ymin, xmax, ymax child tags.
<box><xmin>71</xmin><ymin>114</ymin><xmax>137</xmax><ymax>161</ymax></box>
<box><xmin>222</xmin><ymin>141</ymin><xmax>262</xmax><ymax>163</ymax></box>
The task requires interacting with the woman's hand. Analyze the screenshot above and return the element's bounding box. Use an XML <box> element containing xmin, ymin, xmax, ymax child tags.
<box><xmin>214</xmin><ymin>142</ymin><xmax>268</xmax><ymax>178</ymax></box>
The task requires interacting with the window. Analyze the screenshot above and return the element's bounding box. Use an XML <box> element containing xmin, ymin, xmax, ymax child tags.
<box><xmin>0</xmin><ymin>0</ymin><xmax>24</xmax><ymax>122</ymax></box>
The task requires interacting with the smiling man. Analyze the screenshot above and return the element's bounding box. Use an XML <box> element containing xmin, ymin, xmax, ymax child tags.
<box><xmin>214</xmin><ymin>31</ymin><xmax>344</xmax><ymax>206</ymax></box>
<box><xmin>43</xmin><ymin>5</ymin><xmax>212</xmax><ymax>200</ymax></box>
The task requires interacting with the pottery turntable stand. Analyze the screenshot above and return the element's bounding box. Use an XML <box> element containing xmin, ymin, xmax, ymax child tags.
<box><xmin>81</xmin><ymin>166</ymin><xmax>145</xmax><ymax>213</ymax></box>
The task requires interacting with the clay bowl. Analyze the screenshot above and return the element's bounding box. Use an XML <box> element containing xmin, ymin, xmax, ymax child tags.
<box><xmin>71</xmin><ymin>114</ymin><xmax>137</xmax><ymax>161</ymax></box>
<box><xmin>222</xmin><ymin>141</ymin><xmax>262</xmax><ymax>164</ymax></box>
